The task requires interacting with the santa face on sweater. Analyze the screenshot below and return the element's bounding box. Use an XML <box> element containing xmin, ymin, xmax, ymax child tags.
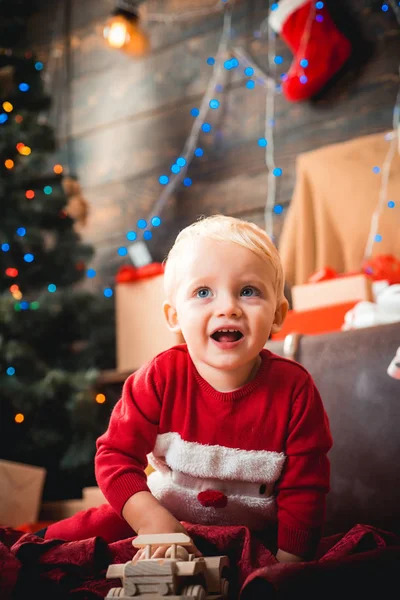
<box><xmin>163</xmin><ymin>238</ymin><xmax>287</xmax><ymax>392</ymax></box>
<box><xmin>147</xmin><ymin>432</ymin><xmax>286</xmax><ymax>530</ymax></box>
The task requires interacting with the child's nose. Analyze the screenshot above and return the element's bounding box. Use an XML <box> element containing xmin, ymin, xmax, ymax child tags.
<box><xmin>216</xmin><ymin>296</ymin><xmax>242</xmax><ymax>318</ymax></box>
<box><xmin>197</xmin><ymin>489</ymin><xmax>228</xmax><ymax>508</ymax></box>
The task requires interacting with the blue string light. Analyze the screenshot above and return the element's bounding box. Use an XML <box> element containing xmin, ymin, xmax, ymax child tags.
<box><xmin>159</xmin><ymin>175</ymin><xmax>169</xmax><ymax>185</ymax></box>
<box><xmin>44</xmin><ymin>186</ymin><xmax>52</xmax><ymax>194</ymax></box>
<box><xmin>372</xmin><ymin>166</ymin><xmax>381</xmax><ymax>174</ymax></box>
<box><xmin>207</xmin><ymin>57</ymin><xmax>215</xmax><ymax>65</ymax></box>
<box><xmin>202</xmin><ymin>123</ymin><xmax>211</xmax><ymax>132</ymax></box>
<box><xmin>1</xmin><ymin>243</ymin><xmax>10</xmax><ymax>252</ymax></box>
<box><xmin>244</xmin><ymin>67</ymin><xmax>254</xmax><ymax>76</ymax></box>
<box><xmin>24</xmin><ymin>253</ymin><xmax>34</xmax><ymax>262</ymax></box>
<box><xmin>48</xmin><ymin>284</ymin><xmax>57</xmax><ymax>293</ymax></box>
<box><xmin>126</xmin><ymin>231</ymin><xmax>137</xmax><ymax>241</ymax></box>
<box><xmin>271</xmin><ymin>2</ymin><xmax>279</xmax><ymax>9</ymax></box>
<box><xmin>273</xmin><ymin>205</ymin><xmax>283</xmax><ymax>214</ymax></box>
<box><xmin>316</xmin><ymin>14</ymin><xmax>323</xmax><ymax>22</ymax></box>
<box><xmin>300</xmin><ymin>58</ymin><xmax>308</xmax><ymax>68</ymax></box>
<box><xmin>151</xmin><ymin>216</ymin><xmax>161</xmax><ymax>226</ymax></box>
<box><xmin>273</xmin><ymin>168</ymin><xmax>282</xmax><ymax>177</ymax></box>
<box><xmin>104</xmin><ymin>288</ymin><xmax>113</xmax><ymax>298</ymax></box>
<box><xmin>300</xmin><ymin>75</ymin><xmax>308</xmax><ymax>84</ymax></box>
<box><xmin>388</xmin><ymin>201</ymin><xmax>395</xmax><ymax>208</ymax></box>
<box><xmin>258</xmin><ymin>138</ymin><xmax>268</xmax><ymax>147</ymax></box>
<box><xmin>375</xmin><ymin>234</ymin><xmax>382</xmax><ymax>242</ymax></box>
<box><xmin>183</xmin><ymin>178</ymin><xmax>192</xmax><ymax>187</ymax></box>
<box><xmin>143</xmin><ymin>231</ymin><xmax>152</xmax><ymax>240</ymax></box>
<box><xmin>118</xmin><ymin>247</ymin><xmax>128</xmax><ymax>256</ymax></box>
<box><xmin>20</xmin><ymin>301</ymin><xmax>29</xmax><ymax>310</ymax></box>
<box><xmin>35</xmin><ymin>61</ymin><xmax>44</xmax><ymax>70</ymax></box>
<box><xmin>381</xmin><ymin>3</ymin><xmax>389</xmax><ymax>11</ymax></box>
<box><xmin>274</xmin><ymin>56</ymin><xmax>283</xmax><ymax>65</ymax></box>
<box><xmin>176</xmin><ymin>157</ymin><xmax>186</xmax><ymax>167</ymax></box>
<box><xmin>190</xmin><ymin>108</ymin><xmax>200</xmax><ymax>117</ymax></box>
<box><xmin>6</xmin><ymin>367</ymin><xmax>15</xmax><ymax>376</ymax></box>
<box><xmin>246</xmin><ymin>80</ymin><xmax>255</xmax><ymax>89</ymax></box>
<box><xmin>194</xmin><ymin>148</ymin><xmax>204</xmax><ymax>157</ymax></box>
<box><xmin>19</xmin><ymin>83</ymin><xmax>29</xmax><ymax>92</ymax></box>
<box><xmin>316</xmin><ymin>1</ymin><xmax>324</xmax><ymax>8</ymax></box>
<box><xmin>209</xmin><ymin>99</ymin><xmax>220</xmax><ymax>109</ymax></box>
<box><xmin>171</xmin><ymin>164</ymin><xmax>180</xmax><ymax>173</ymax></box>
<box><xmin>87</xmin><ymin>268</ymin><xmax>97</xmax><ymax>278</ymax></box>
<box><xmin>16</xmin><ymin>227</ymin><xmax>26</xmax><ymax>236</ymax></box>
<box><xmin>137</xmin><ymin>219</ymin><xmax>147</xmax><ymax>229</ymax></box>
<box><xmin>0</xmin><ymin>113</ymin><xmax>8</xmax><ymax>124</ymax></box>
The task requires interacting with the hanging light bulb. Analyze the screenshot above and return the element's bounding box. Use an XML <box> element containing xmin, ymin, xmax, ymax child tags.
<box><xmin>103</xmin><ymin>0</ymin><xmax>150</xmax><ymax>56</ymax></box>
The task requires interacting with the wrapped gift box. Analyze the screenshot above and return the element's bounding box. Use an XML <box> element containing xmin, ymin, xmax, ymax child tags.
<box><xmin>291</xmin><ymin>273</ymin><xmax>373</xmax><ymax>311</ymax></box>
<box><xmin>0</xmin><ymin>459</ymin><xmax>46</xmax><ymax>527</ymax></box>
<box><xmin>271</xmin><ymin>301</ymin><xmax>358</xmax><ymax>340</ymax></box>
<box><xmin>116</xmin><ymin>273</ymin><xmax>185</xmax><ymax>372</ymax></box>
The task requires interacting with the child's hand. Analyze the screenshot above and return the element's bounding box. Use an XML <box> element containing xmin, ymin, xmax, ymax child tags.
<box><xmin>132</xmin><ymin>520</ymin><xmax>202</xmax><ymax>562</ymax></box>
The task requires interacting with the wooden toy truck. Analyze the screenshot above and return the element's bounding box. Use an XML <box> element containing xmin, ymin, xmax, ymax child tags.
<box><xmin>105</xmin><ymin>533</ymin><xmax>231</xmax><ymax>599</ymax></box>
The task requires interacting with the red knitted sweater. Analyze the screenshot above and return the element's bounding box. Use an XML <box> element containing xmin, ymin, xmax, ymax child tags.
<box><xmin>95</xmin><ymin>344</ymin><xmax>332</xmax><ymax>557</ymax></box>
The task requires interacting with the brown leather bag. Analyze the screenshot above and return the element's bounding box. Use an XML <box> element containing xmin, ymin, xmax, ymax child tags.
<box><xmin>266</xmin><ymin>322</ymin><xmax>400</xmax><ymax>535</ymax></box>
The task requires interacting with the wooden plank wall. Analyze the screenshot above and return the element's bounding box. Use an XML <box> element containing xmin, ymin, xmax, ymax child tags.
<box><xmin>28</xmin><ymin>0</ymin><xmax>399</xmax><ymax>290</ymax></box>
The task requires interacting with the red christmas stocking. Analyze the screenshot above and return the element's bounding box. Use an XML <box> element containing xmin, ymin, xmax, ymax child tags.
<box><xmin>269</xmin><ymin>0</ymin><xmax>352</xmax><ymax>102</ymax></box>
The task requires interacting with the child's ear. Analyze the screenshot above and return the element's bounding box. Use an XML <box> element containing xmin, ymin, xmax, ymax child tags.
<box><xmin>271</xmin><ymin>298</ymin><xmax>289</xmax><ymax>334</ymax></box>
<box><xmin>163</xmin><ymin>300</ymin><xmax>182</xmax><ymax>333</ymax></box>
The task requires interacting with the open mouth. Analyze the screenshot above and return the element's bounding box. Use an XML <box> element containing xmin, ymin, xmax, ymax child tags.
<box><xmin>211</xmin><ymin>330</ymin><xmax>244</xmax><ymax>343</ymax></box>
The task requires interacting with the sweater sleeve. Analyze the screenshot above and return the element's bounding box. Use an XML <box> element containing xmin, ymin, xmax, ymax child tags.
<box><xmin>275</xmin><ymin>375</ymin><xmax>333</xmax><ymax>558</ymax></box>
<box><xmin>95</xmin><ymin>358</ymin><xmax>162</xmax><ymax>516</ymax></box>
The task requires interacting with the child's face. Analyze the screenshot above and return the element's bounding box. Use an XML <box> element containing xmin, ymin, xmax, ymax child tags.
<box><xmin>164</xmin><ymin>238</ymin><xmax>287</xmax><ymax>375</ymax></box>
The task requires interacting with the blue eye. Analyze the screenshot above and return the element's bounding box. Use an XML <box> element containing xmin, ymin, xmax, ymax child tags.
<box><xmin>241</xmin><ymin>287</ymin><xmax>258</xmax><ymax>297</ymax></box>
<box><xmin>196</xmin><ymin>288</ymin><xmax>211</xmax><ymax>298</ymax></box>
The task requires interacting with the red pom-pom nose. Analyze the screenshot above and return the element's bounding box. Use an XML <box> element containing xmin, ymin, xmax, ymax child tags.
<box><xmin>197</xmin><ymin>489</ymin><xmax>228</xmax><ymax>508</ymax></box>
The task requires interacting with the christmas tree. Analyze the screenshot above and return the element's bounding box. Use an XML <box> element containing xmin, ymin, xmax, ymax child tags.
<box><xmin>0</xmin><ymin>3</ymin><xmax>115</xmax><ymax>501</ymax></box>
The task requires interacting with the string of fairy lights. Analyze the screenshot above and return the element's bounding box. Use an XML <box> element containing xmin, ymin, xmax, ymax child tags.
<box><xmin>1</xmin><ymin>1</ymin><xmax>399</xmax><ymax>420</ymax></box>
<box><xmin>1</xmin><ymin>1</ymin><xmax>399</xmax><ymax>308</ymax></box>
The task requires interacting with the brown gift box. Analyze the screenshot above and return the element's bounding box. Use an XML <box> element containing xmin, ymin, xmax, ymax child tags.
<box><xmin>291</xmin><ymin>273</ymin><xmax>373</xmax><ymax>311</ymax></box>
<box><xmin>0</xmin><ymin>459</ymin><xmax>46</xmax><ymax>527</ymax></box>
<box><xmin>116</xmin><ymin>273</ymin><xmax>184</xmax><ymax>372</ymax></box>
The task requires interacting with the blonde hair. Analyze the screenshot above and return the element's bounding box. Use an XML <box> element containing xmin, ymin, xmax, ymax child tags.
<box><xmin>163</xmin><ymin>214</ymin><xmax>285</xmax><ymax>304</ymax></box>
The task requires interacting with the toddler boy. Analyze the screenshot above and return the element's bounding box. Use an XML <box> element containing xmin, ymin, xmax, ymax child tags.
<box><xmin>44</xmin><ymin>214</ymin><xmax>332</xmax><ymax>564</ymax></box>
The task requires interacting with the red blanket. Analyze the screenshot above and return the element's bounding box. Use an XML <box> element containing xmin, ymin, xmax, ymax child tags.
<box><xmin>1</xmin><ymin>523</ymin><xmax>399</xmax><ymax>599</ymax></box>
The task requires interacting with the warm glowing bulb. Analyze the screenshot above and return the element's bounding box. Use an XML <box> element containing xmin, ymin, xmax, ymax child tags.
<box><xmin>16</xmin><ymin>142</ymin><xmax>25</xmax><ymax>151</ymax></box>
<box><xmin>53</xmin><ymin>164</ymin><xmax>63</xmax><ymax>174</ymax></box>
<box><xmin>15</xmin><ymin>413</ymin><xmax>24</xmax><ymax>423</ymax></box>
<box><xmin>9</xmin><ymin>284</ymin><xmax>19</xmax><ymax>293</ymax></box>
<box><xmin>26</xmin><ymin>190</ymin><xmax>35</xmax><ymax>199</ymax></box>
<box><xmin>5</xmin><ymin>159</ymin><xmax>14</xmax><ymax>169</ymax></box>
<box><xmin>20</xmin><ymin>146</ymin><xmax>31</xmax><ymax>156</ymax></box>
<box><xmin>12</xmin><ymin>290</ymin><xmax>23</xmax><ymax>300</ymax></box>
<box><xmin>104</xmin><ymin>19</ymin><xmax>129</xmax><ymax>49</ymax></box>
<box><xmin>96</xmin><ymin>393</ymin><xmax>106</xmax><ymax>404</ymax></box>
<box><xmin>3</xmin><ymin>101</ymin><xmax>13</xmax><ymax>112</ymax></box>
<box><xmin>103</xmin><ymin>13</ymin><xmax>149</xmax><ymax>56</ymax></box>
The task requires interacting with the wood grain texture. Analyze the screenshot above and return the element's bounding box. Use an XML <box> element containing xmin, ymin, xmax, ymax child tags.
<box><xmin>28</xmin><ymin>0</ymin><xmax>400</xmax><ymax>296</ymax></box>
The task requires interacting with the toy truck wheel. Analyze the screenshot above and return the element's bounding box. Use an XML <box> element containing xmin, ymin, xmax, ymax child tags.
<box><xmin>221</xmin><ymin>577</ymin><xmax>230</xmax><ymax>599</ymax></box>
<box><xmin>181</xmin><ymin>584</ymin><xmax>206</xmax><ymax>599</ymax></box>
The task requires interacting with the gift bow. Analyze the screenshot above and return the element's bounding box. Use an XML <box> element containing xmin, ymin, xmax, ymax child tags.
<box><xmin>115</xmin><ymin>262</ymin><xmax>165</xmax><ymax>283</ymax></box>
<box><xmin>308</xmin><ymin>255</ymin><xmax>400</xmax><ymax>285</ymax></box>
